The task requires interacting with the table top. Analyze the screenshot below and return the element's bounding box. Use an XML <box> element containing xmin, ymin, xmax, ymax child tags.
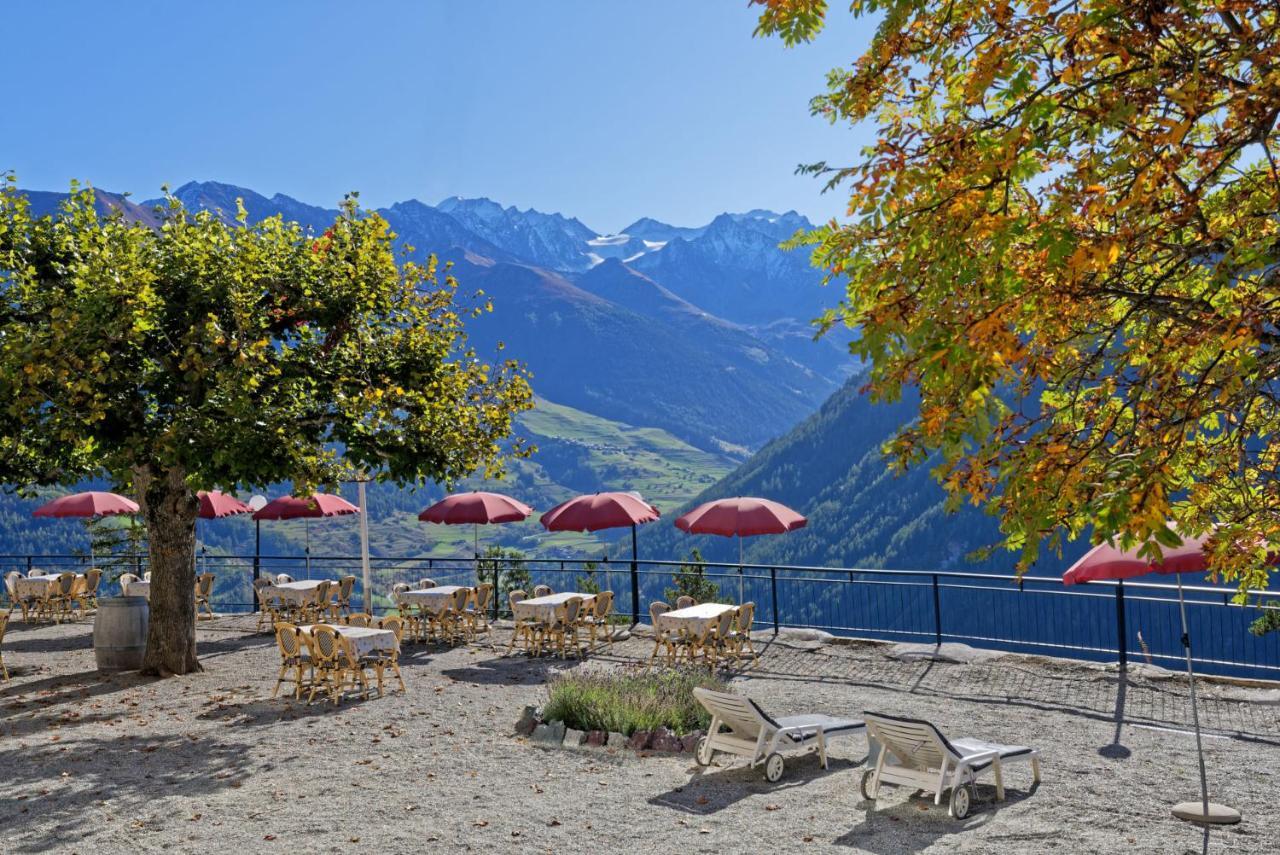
<box><xmin>664</xmin><ymin>603</ymin><xmax>738</xmax><ymax>620</ymax></box>
<box><xmin>521</xmin><ymin>592</ymin><xmax>595</xmax><ymax>606</ymax></box>
<box><xmin>29</xmin><ymin>573</ymin><xmax>79</xmax><ymax>581</ymax></box>
<box><xmin>400</xmin><ymin>585</ymin><xmax>468</xmax><ymax>597</ymax></box>
<box><xmin>298</xmin><ymin>623</ymin><xmax>384</xmax><ymax>639</ymax></box>
<box><xmin>274</xmin><ymin>580</ymin><xmax>328</xmax><ymax>591</ymax></box>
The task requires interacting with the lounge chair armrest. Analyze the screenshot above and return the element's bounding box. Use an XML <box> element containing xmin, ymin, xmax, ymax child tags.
<box><xmin>957</xmin><ymin>749</ymin><xmax>1000</xmax><ymax>769</ymax></box>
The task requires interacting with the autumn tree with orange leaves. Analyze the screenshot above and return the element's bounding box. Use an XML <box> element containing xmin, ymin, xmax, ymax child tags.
<box><xmin>754</xmin><ymin>1</ymin><xmax>1280</xmax><ymax>604</ymax></box>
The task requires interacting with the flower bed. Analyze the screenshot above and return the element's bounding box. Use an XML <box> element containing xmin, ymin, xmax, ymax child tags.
<box><xmin>542</xmin><ymin>667</ymin><xmax>725</xmax><ymax>736</ymax></box>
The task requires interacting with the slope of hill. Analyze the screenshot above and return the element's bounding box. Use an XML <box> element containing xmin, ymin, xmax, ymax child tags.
<box><xmin>640</xmin><ymin>377</ymin><xmax>1082</xmax><ymax>575</ymax></box>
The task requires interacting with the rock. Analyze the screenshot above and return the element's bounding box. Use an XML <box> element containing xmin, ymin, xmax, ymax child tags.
<box><xmin>606</xmin><ymin>732</ymin><xmax>627</xmax><ymax>750</ymax></box>
<box><xmin>609</xmin><ymin>629</ymin><xmax>631</xmax><ymax>642</ymax></box>
<box><xmin>778</xmin><ymin>627</ymin><xmax>835</xmax><ymax>644</ymax></box>
<box><xmin>680</xmin><ymin>731</ymin><xmax>703</xmax><ymax>753</ymax></box>
<box><xmin>649</xmin><ymin>727</ymin><xmax>683</xmax><ymax>753</ymax></box>
<box><xmin>627</xmin><ymin>730</ymin><xmax>652</xmax><ymax>751</ymax></box>
<box><xmin>564</xmin><ymin>728</ymin><xmax>586</xmax><ymax>747</ymax></box>
<box><xmin>584</xmin><ymin>730</ymin><xmax>608</xmax><ymax>747</ymax></box>
<box><xmin>886</xmin><ymin>642</ymin><xmax>1002</xmax><ymax>665</ymax></box>
<box><xmin>532</xmin><ymin>721</ymin><xmax>566</xmax><ymax>746</ymax></box>
<box><xmin>514</xmin><ymin>705</ymin><xmax>540</xmax><ymax>737</ymax></box>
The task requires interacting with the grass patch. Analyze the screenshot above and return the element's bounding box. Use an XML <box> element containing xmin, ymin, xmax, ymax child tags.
<box><xmin>542</xmin><ymin>667</ymin><xmax>728</xmax><ymax>736</ymax></box>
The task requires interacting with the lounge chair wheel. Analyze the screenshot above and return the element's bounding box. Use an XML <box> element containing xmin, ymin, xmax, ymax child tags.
<box><xmin>860</xmin><ymin>769</ymin><xmax>876</xmax><ymax>801</ymax></box>
<box><xmin>695</xmin><ymin>736</ymin><xmax>713</xmax><ymax>766</ymax></box>
<box><xmin>763</xmin><ymin>752</ymin><xmax>785</xmax><ymax>783</ymax></box>
<box><xmin>949</xmin><ymin>783</ymin><xmax>972</xmax><ymax>820</ymax></box>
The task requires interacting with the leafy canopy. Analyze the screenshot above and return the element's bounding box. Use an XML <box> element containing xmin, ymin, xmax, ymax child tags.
<box><xmin>755</xmin><ymin>2</ymin><xmax>1280</xmax><ymax>590</ymax></box>
<box><xmin>0</xmin><ymin>180</ymin><xmax>533</xmax><ymax>494</ymax></box>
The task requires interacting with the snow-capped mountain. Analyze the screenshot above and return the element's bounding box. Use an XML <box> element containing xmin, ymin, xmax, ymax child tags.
<box><xmin>435</xmin><ymin>196</ymin><xmax>599</xmax><ymax>272</ymax></box>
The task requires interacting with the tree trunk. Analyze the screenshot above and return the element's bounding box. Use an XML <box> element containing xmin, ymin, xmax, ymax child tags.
<box><xmin>137</xmin><ymin>464</ymin><xmax>202</xmax><ymax>676</ymax></box>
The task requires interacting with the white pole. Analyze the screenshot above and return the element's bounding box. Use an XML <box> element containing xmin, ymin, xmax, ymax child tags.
<box><xmin>738</xmin><ymin>534</ymin><xmax>744</xmax><ymax>605</ymax></box>
<box><xmin>358</xmin><ymin>480</ymin><xmax>372</xmax><ymax>614</ymax></box>
<box><xmin>1177</xmin><ymin>574</ymin><xmax>1210</xmax><ymax>816</ymax></box>
<box><xmin>304</xmin><ymin>519</ymin><xmax>311</xmax><ymax>579</ymax></box>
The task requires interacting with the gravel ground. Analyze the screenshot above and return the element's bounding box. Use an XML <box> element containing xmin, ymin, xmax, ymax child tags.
<box><xmin>1</xmin><ymin>615</ymin><xmax>1277</xmax><ymax>854</ymax></box>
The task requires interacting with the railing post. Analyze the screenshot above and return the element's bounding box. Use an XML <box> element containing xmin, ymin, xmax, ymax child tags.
<box><xmin>492</xmin><ymin>560</ymin><xmax>501</xmax><ymax>621</ymax></box>
<box><xmin>1115</xmin><ymin>579</ymin><xmax>1128</xmax><ymax>672</ymax></box>
<box><xmin>932</xmin><ymin>574</ymin><xmax>942</xmax><ymax>646</ymax></box>
<box><xmin>630</xmin><ymin>558</ymin><xmax>640</xmax><ymax>626</ymax></box>
<box><xmin>25</xmin><ymin>555</ymin><xmax>32</xmax><ymax>576</ymax></box>
<box><xmin>770</xmin><ymin>566</ymin><xmax>779</xmax><ymax>635</ymax></box>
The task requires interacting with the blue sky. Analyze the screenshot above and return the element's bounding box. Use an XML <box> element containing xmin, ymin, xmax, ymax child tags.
<box><xmin>4</xmin><ymin>1</ymin><xmax>874</xmax><ymax>234</ymax></box>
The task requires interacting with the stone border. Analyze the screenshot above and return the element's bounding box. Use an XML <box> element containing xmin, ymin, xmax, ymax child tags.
<box><xmin>514</xmin><ymin>705</ymin><xmax>704</xmax><ymax>755</ymax></box>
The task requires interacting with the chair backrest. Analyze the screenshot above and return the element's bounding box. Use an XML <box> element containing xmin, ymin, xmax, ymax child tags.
<box><xmin>143</xmin><ymin>571</ymin><xmax>152</xmax><ymax>582</ymax></box>
<box><xmin>27</xmin><ymin>568</ymin><xmax>44</xmax><ymax>578</ymax></box>
<box><xmin>346</xmin><ymin>613</ymin><xmax>372</xmax><ymax>627</ymax></box>
<box><xmin>337</xmin><ymin>575</ymin><xmax>356</xmax><ymax>601</ymax></box>
<box><xmin>118</xmin><ymin>573</ymin><xmax>139</xmax><ymax>595</ymax></box>
<box><xmin>195</xmin><ymin>573</ymin><xmax>215</xmax><ymax>597</ymax></box>
<box><xmin>4</xmin><ymin>571</ymin><xmax>19</xmax><ymax>599</ymax></box>
<box><xmin>474</xmin><ymin>583</ymin><xmax>493</xmax><ymax>612</ymax></box>
<box><xmin>314</xmin><ymin>579</ymin><xmax>332</xmax><ymax>602</ymax></box>
<box><xmin>55</xmin><ymin>572</ymin><xmax>76</xmax><ymax>596</ymax></box>
<box><xmin>692</xmin><ymin>688</ymin><xmax>769</xmax><ymax>740</ymax></box>
<box><xmin>509</xmin><ymin>589</ymin><xmax>527</xmax><ymax>608</ymax></box>
<box><xmin>593</xmin><ymin>590</ymin><xmax>614</xmax><ymax>619</ymax></box>
<box><xmin>84</xmin><ymin>568</ymin><xmax>103</xmax><ymax>594</ymax></box>
<box><xmin>307</xmin><ymin>625</ymin><xmax>342</xmax><ymax>667</ymax></box>
<box><xmin>562</xmin><ymin>596</ymin><xmax>582</xmax><ymax>624</ymax></box>
<box><xmin>450</xmin><ymin>587</ymin><xmax>470</xmax><ymax>612</ymax></box>
<box><xmin>379</xmin><ymin>614</ymin><xmax>404</xmax><ymax>642</ymax></box>
<box><xmin>715</xmin><ymin>608</ymin><xmax>735</xmax><ymax>638</ymax></box>
<box><xmin>862</xmin><ymin>712</ymin><xmax>955</xmax><ymax>772</ymax></box>
<box><xmin>391</xmin><ymin>582</ymin><xmax>411</xmax><ymax>597</ymax></box>
<box><xmin>276</xmin><ymin>573</ymin><xmax>294</xmax><ymax>584</ymax></box>
<box><xmin>274</xmin><ymin>622</ymin><xmax>302</xmax><ymax>660</ymax></box>
<box><xmin>0</xmin><ymin>610</ymin><xmax>8</xmax><ymax>642</ymax></box>
<box><xmin>649</xmin><ymin>601</ymin><xmax>670</xmax><ymax>624</ymax></box>
<box><xmin>532</xmin><ymin>584</ymin><xmax>552</xmax><ymax>598</ymax></box>
<box><xmin>676</xmin><ymin>595</ymin><xmax>695</xmax><ymax>610</ymax></box>
<box><xmin>418</xmin><ymin>578</ymin><xmax>437</xmax><ymax>590</ymax></box>
<box><xmin>737</xmin><ymin>601</ymin><xmax>755</xmax><ymax>633</ymax></box>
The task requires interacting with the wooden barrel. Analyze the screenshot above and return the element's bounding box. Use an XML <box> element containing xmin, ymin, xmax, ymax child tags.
<box><xmin>93</xmin><ymin>596</ymin><xmax>149</xmax><ymax>672</ymax></box>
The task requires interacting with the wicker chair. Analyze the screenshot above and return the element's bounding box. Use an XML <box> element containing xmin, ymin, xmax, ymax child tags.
<box><xmin>506</xmin><ymin>590</ymin><xmax>531</xmax><ymax>654</ymax></box>
<box><xmin>465</xmin><ymin>583</ymin><xmax>494</xmax><ymax>636</ymax></box>
<box><xmin>44</xmin><ymin>573</ymin><xmax>77</xmax><ymax>623</ymax></box>
<box><xmin>302</xmin><ymin>625</ymin><xmax>348</xmax><ymax>705</ymax></box>
<box><xmin>301</xmin><ymin>580</ymin><xmax>331</xmax><ymax>623</ymax></box>
<box><xmin>275</xmin><ymin>573</ymin><xmax>295</xmax><ymax>584</ymax></box>
<box><xmin>374</xmin><ymin>616</ymin><xmax>407</xmax><ymax>693</ymax></box>
<box><xmin>143</xmin><ymin>571</ymin><xmax>152</xmax><ymax>582</ymax></box>
<box><xmin>726</xmin><ymin>601</ymin><xmax>759</xmax><ymax>665</ymax></box>
<box><xmin>118</xmin><ymin>572</ymin><xmax>140</xmax><ymax>597</ymax></box>
<box><xmin>532</xmin><ymin>584</ymin><xmax>552</xmax><ymax>598</ymax></box>
<box><xmin>194</xmin><ymin>573</ymin><xmax>216</xmax><ymax>619</ymax></box>
<box><xmin>79</xmin><ymin>568</ymin><xmax>103</xmax><ymax>612</ymax></box>
<box><xmin>675</xmin><ymin>595</ymin><xmax>696</xmax><ymax>610</ymax></box>
<box><xmin>252</xmin><ymin>578</ymin><xmax>275</xmax><ymax>631</ymax></box>
<box><xmin>580</xmin><ymin>590</ymin><xmax>615</xmax><ymax>651</ymax></box>
<box><xmin>648</xmin><ymin>601</ymin><xmax>674</xmax><ymax>665</ymax></box>
<box><xmin>332</xmin><ymin>575</ymin><xmax>356</xmax><ymax>619</ymax></box>
<box><xmin>4</xmin><ymin>572</ymin><xmax>27</xmax><ymax>621</ymax></box>
<box><xmin>345</xmin><ymin>613</ymin><xmax>373</xmax><ymax>627</ymax></box>
<box><xmin>543</xmin><ymin>597</ymin><xmax>583</xmax><ymax>659</ymax></box>
<box><xmin>271</xmin><ymin>622</ymin><xmax>309</xmax><ymax>699</ymax></box>
<box><xmin>417</xmin><ymin>578</ymin><xmax>437</xmax><ymax>590</ymax></box>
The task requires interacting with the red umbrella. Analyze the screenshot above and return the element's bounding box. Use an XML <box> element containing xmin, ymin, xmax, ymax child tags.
<box><xmin>197</xmin><ymin>490</ymin><xmax>253</xmax><ymax>520</ymax></box>
<box><xmin>252</xmin><ymin>493</ymin><xmax>360</xmax><ymax>577</ymax></box>
<box><xmin>1062</xmin><ymin>528</ymin><xmax>1239</xmax><ymax>826</ymax></box>
<box><xmin>541</xmin><ymin>492</ymin><xmax>660</xmax><ymax>617</ymax></box>
<box><xmin>32</xmin><ymin>490</ymin><xmax>140</xmax><ymax>571</ymax></box>
<box><xmin>419</xmin><ymin>491</ymin><xmax>533</xmax><ymax>557</ymax></box>
<box><xmin>33</xmin><ymin>491</ymin><xmax>138</xmax><ymax>518</ymax></box>
<box><xmin>675</xmin><ymin>497</ymin><xmax>806</xmax><ymax>602</ymax></box>
<box><xmin>540</xmin><ymin>492</ymin><xmax>659</xmax><ymax>533</ymax></box>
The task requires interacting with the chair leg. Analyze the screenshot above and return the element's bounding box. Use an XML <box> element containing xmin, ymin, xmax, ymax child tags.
<box><xmin>272</xmin><ymin>665</ymin><xmax>287</xmax><ymax>698</ymax></box>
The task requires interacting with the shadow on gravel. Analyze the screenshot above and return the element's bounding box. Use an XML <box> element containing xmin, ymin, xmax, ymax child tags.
<box><xmin>439</xmin><ymin>654</ymin><xmax>590</xmax><ymax>687</ymax></box>
<box><xmin>832</xmin><ymin>785</ymin><xmax>1032</xmax><ymax>853</ymax></box>
<box><xmin>649</xmin><ymin>754</ymin><xmax>863</xmax><ymax>815</ymax></box>
<box><xmin>0</xmin><ymin>731</ymin><xmax>254</xmax><ymax>854</ymax></box>
<box><xmin>194</xmin><ymin>693</ymin><xmax>352</xmax><ymax>728</ymax></box>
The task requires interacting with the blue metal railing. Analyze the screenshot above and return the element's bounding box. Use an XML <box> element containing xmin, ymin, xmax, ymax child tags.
<box><xmin>3</xmin><ymin>552</ymin><xmax>1277</xmax><ymax>681</ymax></box>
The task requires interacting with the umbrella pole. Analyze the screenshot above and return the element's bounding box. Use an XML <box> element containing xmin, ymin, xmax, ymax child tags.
<box><xmin>1172</xmin><ymin>573</ymin><xmax>1239</xmax><ymax>825</ymax></box>
<box><xmin>738</xmin><ymin>535</ymin><xmax>744</xmax><ymax>605</ymax></box>
<box><xmin>305</xmin><ymin>519</ymin><xmax>311</xmax><ymax>579</ymax></box>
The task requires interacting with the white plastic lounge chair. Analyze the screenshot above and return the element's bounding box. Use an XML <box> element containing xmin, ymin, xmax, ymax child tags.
<box><xmin>861</xmin><ymin>711</ymin><xmax>1040</xmax><ymax>819</ymax></box>
<box><xmin>692</xmin><ymin>687</ymin><xmax>865</xmax><ymax>782</ymax></box>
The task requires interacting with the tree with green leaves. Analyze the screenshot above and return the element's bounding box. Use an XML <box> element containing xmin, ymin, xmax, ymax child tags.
<box><xmin>0</xmin><ymin>180</ymin><xmax>533</xmax><ymax>674</ymax></box>
<box><xmin>664</xmin><ymin>548</ymin><xmax>721</xmax><ymax>605</ymax></box>
<box><xmin>478</xmin><ymin>544</ymin><xmax>531</xmax><ymax>610</ymax></box>
<box><xmin>755</xmin><ymin>1</ymin><xmax>1280</xmax><ymax>597</ymax></box>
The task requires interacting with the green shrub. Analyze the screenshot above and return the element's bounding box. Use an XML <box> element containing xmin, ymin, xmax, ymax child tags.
<box><xmin>542</xmin><ymin>667</ymin><xmax>727</xmax><ymax>736</ymax></box>
<box><xmin>663</xmin><ymin>548</ymin><xmax>721</xmax><ymax>605</ymax></box>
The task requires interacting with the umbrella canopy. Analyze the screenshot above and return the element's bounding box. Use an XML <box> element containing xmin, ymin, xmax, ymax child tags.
<box><xmin>33</xmin><ymin>491</ymin><xmax>138</xmax><ymax>518</ymax></box>
<box><xmin>197</xmin><ymin>490</ymin><xmax>253</xmax><ymax>520</ymax></box>
<box><xmin>675</xmin><ymin>497</ymin><xmax>807</xmax><ymax>537</ymax></box>
<box><xmin>419</xmin><ymin>491</ymin><xmax>533</xmax><ymax>525</ymax></box>
<box><xmin>540</xmin><ymin>491</ymin><xmax>660</xmax><ymax>532</ymax></box>
<box><xmin>1063</xmin><ymin>531</ymin><xmax>1210</xmax><ymax>585</ymax></box>
<box><xmin>251</xmin><ymin>493</ymin><xmax>360</xmax><ymax>521</ymax></box>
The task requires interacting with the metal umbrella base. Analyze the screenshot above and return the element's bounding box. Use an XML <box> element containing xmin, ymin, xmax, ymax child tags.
<box><xmin>1171</xmin><ymin>802</ymin><xmax>1241</xmax><ymax>825</ymax></box>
